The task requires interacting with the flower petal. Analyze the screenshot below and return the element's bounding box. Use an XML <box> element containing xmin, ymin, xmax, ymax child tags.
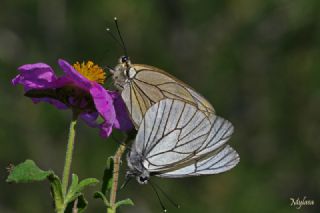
<box><xmin>99</xmin><ymin>122</ymin><xmax>113</xmax><ymax>138</ymax></box>
<box><xmin>12</xmin><ymin>63</ymin><xmax>57</xmax><ymax>91</ymax></box>
<box><xmin>80</xmin><ymin>112</ymin><xmax>99</xmax><ymax>127</ymax></box>
<box><xmin>58</xmin><ymin>59</ymin><xmax>91</xmax><ymax>90</ymax></box>
<box><xmin>53</xmin><ymin>76</ymin><xmax>74</xmax><ymax>88</ymax></box>
<box><xmin>32</xmin><ymin>97</ymin><xmax>68</xmax><ymax>109</ymax></box>
<box><xmin>89</xmin><ymin>83</ymin><xmax>116</xmax><ymax>129</ymax></box>
<box><xmin>109</xmin><ymin>91</ymin><xmax>133</xmax><ymax>131</ymax></box>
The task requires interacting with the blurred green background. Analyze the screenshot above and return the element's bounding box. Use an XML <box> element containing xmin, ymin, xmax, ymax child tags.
<box><xmin>1</xmin><ymin>0</ymin><xmax>319</xmax><ymax>212</ymax></box>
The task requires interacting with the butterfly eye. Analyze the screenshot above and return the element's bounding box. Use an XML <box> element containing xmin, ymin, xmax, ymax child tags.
<box><xmin>138</xmin><ymin>176</ymin><xmax>148</xmax><ymax>184</ymax></box>
<box><xmin>121</xmin><ymin>56</ymin><xmax>129</xmax><ymax>63</ymax></box>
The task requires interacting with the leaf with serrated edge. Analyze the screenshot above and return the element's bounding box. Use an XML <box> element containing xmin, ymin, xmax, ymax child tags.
<box><xmin>6</xmin><ymin>160</ymin><xmax>53</xmax><ymax>183</ymax></box>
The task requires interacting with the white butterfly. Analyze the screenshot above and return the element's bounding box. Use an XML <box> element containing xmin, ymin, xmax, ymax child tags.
<box><xmin>112</xmin><ymin>56</ymin><xmax>215</xmax><ymax>129</ymax></box>
<box><xmin>126</xmin><ymin>98</ymin><xmax>239</xmax><ymax>184</ymax></box>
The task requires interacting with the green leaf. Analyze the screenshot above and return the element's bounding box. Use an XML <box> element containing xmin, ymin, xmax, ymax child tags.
<box><xmin>68</xmin><ymin>174</ymin><xmax>79</xmax><ymax>195</ymax></box>
<box><xmin>65</xmin><ymin>174</ymin><xmax>80</xmax><ymax>203</ymax></box>
<box><xmin>5</xmin><ymin>160</ymin><xmax>66</xmax><ymax>211</ymax></box>
<box><xmin>101</xmin><ymin>157</ymin><xmax>114</xmax><ymax>194</ymax></box>
<box><xmin>48</xmin><ymin>174</ymin><xmax>64</xmax><ymax>211</ymax></box>
<box><xmin>93</xmin><ymin>191</ymin><xmax>110</xmax><ymax>207</ymax></box>
<box><xmin>115</xmin><ymin>198</ymin><xmax>134</xmax><ymax>209</ymax></box>
<box><xmin>65</xmin><ymin>176</ymin><xmax>99</xmax><ymax>204</ymax></box>
<box><xmin>77</xmin><ymin>178</ymin><xmax>99</xmax><ymax>192</ymax></box>
<box><xmin>65</xmin><ymin>194</ymin><xmax>88</xmax><ymax>213</ymax></box>
<box><xmin>6</xmin><ymin>160</ymin><xmax>53</xmax><ymax>183</ymax></box>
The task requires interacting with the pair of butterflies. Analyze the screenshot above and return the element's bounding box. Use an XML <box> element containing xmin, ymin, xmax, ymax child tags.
<box><xmin>111</xmin><ymin>56</ymin><xmax>239</xmax><ymax>184</ymax></box>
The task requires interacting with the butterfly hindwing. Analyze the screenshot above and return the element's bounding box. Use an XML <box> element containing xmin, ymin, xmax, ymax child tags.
<box><xmin>157</xmin><ymin>145</ymin><xmax>239</xmax><ymax>178</ymax></box>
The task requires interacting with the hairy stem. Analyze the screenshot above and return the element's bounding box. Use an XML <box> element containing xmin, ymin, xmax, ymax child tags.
<box><xmin>62</xmin><ymin>113</ymin><xmax>78</xmax><ymax>196</ymax></box>
<box><xmin>107</xmin><ymin>139</ymin><xmax>127</xmax><ymax>213</ymax></box>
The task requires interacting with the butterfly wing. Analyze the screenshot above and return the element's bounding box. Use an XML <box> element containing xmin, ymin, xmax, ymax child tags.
<box><xmin>134</xmin><ymin>98</ymin><xmax>211</xmax><ymax>171</ymax></box>
<box><xmin>191</xmin><ymin>113</ymin><xmax>234</xmax><ymax>158</ymax></box>
<box><xmin>157</xmin><ymin>145</ymin><xmax>239</xmax><ymax>178</ymax></box>
<box><xmin>121</xmin><ymin>64</ymin><xmax>215</xmax><ymax>128</ymax></box>
<box><xmin>131</xmin><ymin>98</ymin><xmax>236</xmax><ymax>175</ymax></box>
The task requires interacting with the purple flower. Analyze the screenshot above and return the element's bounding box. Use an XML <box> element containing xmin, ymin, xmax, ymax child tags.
<box><xmin>12</xmin><ymin>59</ymin><xmax>133</xmax><ymax>137</ymax></box>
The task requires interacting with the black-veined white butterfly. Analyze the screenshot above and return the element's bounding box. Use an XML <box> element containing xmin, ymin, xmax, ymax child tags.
<box><xmin>126</xmin><ymin>98</ymin><xmax>239</xmax><ymax>184</ymax></box>
<box><xmin>112</xmin><ymin>56</ymin><xmax>215</xmax><ymax>129</ymax></box>
<box><xmin>107</xmin><ymin>17</ymin><xmax>215</xmax><ymax>128</ymax></box>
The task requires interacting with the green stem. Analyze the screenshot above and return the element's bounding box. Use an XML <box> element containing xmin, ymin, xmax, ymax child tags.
<box><xmin>107</xmin><ymin>208</ymin><xmax>115</xmax><ymax>213</ymax></box>
<box><xmin>62</xmin><ymin>113</ymin><xmax>78</xmax><ymax>196</ymax></box>
<box><xmin>107</xmin><ymin>141</ymin><xmax>127</xmax><ymax>213</ymax></box>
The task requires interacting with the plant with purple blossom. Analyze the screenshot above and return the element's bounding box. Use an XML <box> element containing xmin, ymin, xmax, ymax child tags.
<box><xmin>7</xmin><ymin>59</ymin><xmax>134</xmax><ymax>213</ymax></box>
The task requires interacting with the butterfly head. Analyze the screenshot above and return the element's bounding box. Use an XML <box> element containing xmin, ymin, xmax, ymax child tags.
<box><xmin>126</xmin><ymin>169</ymin><xmax>150</xmax><ymax>185</ymax></box>
<box><xmin>112</xmin><ymin>56</ymin><xmax>137</xmax><ymax>90</ymax></box>
<box><xmin>118</xmin><ymin>56</ymin><xmax>136</xmax><ymax>78</ymax></box>
<box><xmin>126</xmin><ymin>151</ymin><xmax>150</xmax><ymax>184</ymax></box>
<box><xmin>136</xmin><ymin>171</ymin><xmax>150</xmax><ymax>184</ymax></box>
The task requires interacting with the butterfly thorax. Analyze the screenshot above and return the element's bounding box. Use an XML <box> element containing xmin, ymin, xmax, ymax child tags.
<box><xmin>126</xmin><ymin>151</ymin><xmax>150</xmax><ymax>184</ymax></box>
<box><xmin>113</xmin><ymin>56</ymin><xmax>137</xmax><ymax>90</ymax></box>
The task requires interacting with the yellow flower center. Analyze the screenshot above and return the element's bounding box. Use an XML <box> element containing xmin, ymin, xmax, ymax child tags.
<box><xmin>73</xmin><ymin>61</ymin><xmax>106</xmax><ymax>84</ymax></box>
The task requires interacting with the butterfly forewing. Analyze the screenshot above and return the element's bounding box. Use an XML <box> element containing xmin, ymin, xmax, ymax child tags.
<box><xmin>133</xmin><ymin>99</ymin><xmax>210</xmax><ymax>171</ymax></box>
<box><xmin>186</xmin><ymin>87</ymin><xmax>214</xmax><ymax>116</ymax></box>
<box><xmin>192</xmin><ymin>114</ymin><xmax>234</xmax><ymax>158</ymax></box>
<box><xmin>133</xmin><ymin>65</ymin><xmax>176</xmax><ymax>85</ymax></box>
<box><xmin>115</xmin><ymin>63</ymin><xmax>215</xmax><ymax>128</ymax></box>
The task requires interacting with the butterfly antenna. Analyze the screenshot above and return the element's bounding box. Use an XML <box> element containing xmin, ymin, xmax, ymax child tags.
<box><xmin>149</xmin><ymin>181</ymin><xmax>167</xmax><ymax>212</ymax></box>
<box><xmin>120</xmin><ymin>176</ymin><xmax>132</xmax><ymax>190</ymax></box>
<box><xmin>151</xmin><ymin>180</ymin><xmax>180</xmax><ymax>209</ymax></box>
<box><xmin>106</xmin><ymin>27</ymin><xmax>124</xmax><ymax>52</ymax></box>
<box><xmin>114</xmin><ymin>17</ymin><xmax>128</xmax><ymax>57</ymax></box>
